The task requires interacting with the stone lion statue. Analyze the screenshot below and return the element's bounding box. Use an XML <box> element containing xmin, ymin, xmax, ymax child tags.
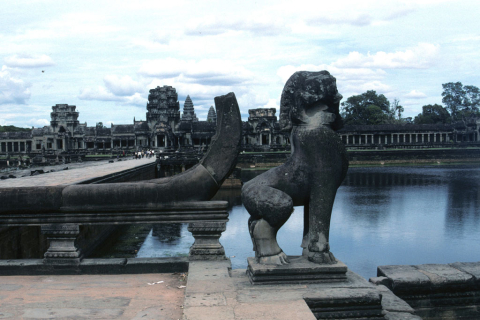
<box><xmin>242</xmin><ymin>71</ymin><xmax>349</xmax><ymax>265</ymax></box>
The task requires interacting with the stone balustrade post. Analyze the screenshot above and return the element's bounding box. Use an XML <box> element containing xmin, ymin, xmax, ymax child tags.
<box><xmin>188</xmin><ymin>221</ymin><xmax>227</xmax><ymax>260</ymax></box>
<box><xmin>41</xmin><ymin>224</ymin><xmax>82</xmax><ymax>265</ymax></box>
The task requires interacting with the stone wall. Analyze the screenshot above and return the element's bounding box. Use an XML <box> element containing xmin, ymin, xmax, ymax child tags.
<box><xmin>371</xmin><ymin>262</ymin><xmax>480</xmax><ymax>319</ymax></box>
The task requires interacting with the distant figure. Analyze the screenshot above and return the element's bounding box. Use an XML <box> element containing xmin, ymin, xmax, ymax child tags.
<box><xmin>242</xmin><ymin>71</ymin><xmax>349</xmax><ymax>265</ymax></box>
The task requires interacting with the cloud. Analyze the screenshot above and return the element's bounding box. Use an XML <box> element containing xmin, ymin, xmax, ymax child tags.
<box><xmin>152</xmin><ymin>31</ymin><xmax>171</xmax><ymax>45</ymax></box>
<box><xmin>384</xmin><ymin>8</ymin><xmax>415</xmax><ymax>20</ymax></box>
<box><xmin>4</xmin><ymin>54</ymin><xmax>55</xmax><ymax>68</ymax></box>
<box><xmin>333</xmin><ymin>43</ymin><xmax>440</xmax><ymax>69</ymax></box>
<box><xmin>28</xmin><ymin>118</ymin><xmax>50</xmax><ymax>126</ymax></box>
<box><xmin>277</xmin><ymin>64</ymin><xmax>386</xmax><ymax>84</ymax></box>
<box><xmin>185</xmin><ymin>18</ymin><xmax>289</xmax><ymax>36</ymax></box>
<box><xmin>79</xmin><ymin>75</ymin><xmax>147</xmax><ymax>106</ymax></box>
<box><xmin>0</xmin><ymin>66</ymin><xmax>31</xmax><ymax>105</ymax></box>
<box><xmin>78</xmin><ymin>86</ymin><xmax>122</xmax><ymax>102</ymax></box>
<box><xmin>138</xmin><ymin>58</ymin><xmax>254</xmax><ymax>86</ymax></box>
<box><xmin>103</xmin><ymin>75</ymin><xmax>145</xmax><ymax>96</ymax></box>
<box><xmin>307</xmin><ymin>13</ymin><xmax>373</xmax><ymax>27</ymax></box>
<box><xmin>405</xmin><ymin>90</ymin><xmax>427</xmax><ymax>99</ymax></box>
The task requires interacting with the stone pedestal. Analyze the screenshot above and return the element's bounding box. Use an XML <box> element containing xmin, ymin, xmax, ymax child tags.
<box><xmin>188</xmin><ymin>221</ymin><xmax>227</xmax><ymax>261</ymax></box>
<box><xmin>247</xmin><ymin>255</ymin><xmax>347</xmax><ymax>285</ymax></box>
<box><xmin>41</xmin><ymin>224</ymin><xmax>82</xmax><ymax>265</ymax></box>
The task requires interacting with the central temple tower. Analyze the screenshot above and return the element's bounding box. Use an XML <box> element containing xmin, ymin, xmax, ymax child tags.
<box><xmin>146</xmin><ymin>85</ymin><xmax>180</xmax><ymax>128</ymax></box>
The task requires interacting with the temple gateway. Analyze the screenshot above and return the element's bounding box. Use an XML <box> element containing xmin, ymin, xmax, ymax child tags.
<box><xmin>1</xmin><ymin>85</ymin><xmax>480</xmax><ymax>155</ymax></box>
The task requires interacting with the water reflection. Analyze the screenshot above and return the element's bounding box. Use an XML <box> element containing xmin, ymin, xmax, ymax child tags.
<box><xmin>136</xmin><ymin>164</ymin><xmax>480</xmax><ymax>280</ymax></box>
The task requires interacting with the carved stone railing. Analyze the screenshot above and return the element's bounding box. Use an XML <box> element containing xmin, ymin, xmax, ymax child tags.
<box><xmin>0</xmin><ymin>201</ymin><xmax>229</xmax><ymax>267</ymax></box>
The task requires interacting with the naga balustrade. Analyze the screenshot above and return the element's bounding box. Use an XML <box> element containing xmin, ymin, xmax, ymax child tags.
<box><xmin>0</xmin><ymin>201</ymin><xmax>229</xmax><ymax>267</ymax></box>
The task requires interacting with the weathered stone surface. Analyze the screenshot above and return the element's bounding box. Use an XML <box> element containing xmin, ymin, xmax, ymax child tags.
<box><xmin>416</xmin><ymin>263</ymin><xmax>475</xmax><ymax>290</ymax></box>
<box><xmin>370</xmin><ymin>276</ymin><xmax>392</xmax><ymax>287</ymax></box>
<box><xmin>247</xmin><ymin>256</ymin><xmax>347</xmax><ymax>285</ymax></box>
<box><xmin>188</xmin><ymin>221</ymin><xmax>227</xmax><ymax>261</ymax></box>
<box><xmin>450</xmin><ymin>261</ymin><xmax>480</xmax><ymax>284</ymax></box>
<box><xmin>384</xmin><ymin>312</ymin><xmax>423</xmax><ymax>320</ymax></box>
<box><xmin>377</xmin><ymin>262</ymin><xmax>480</xmax><ymax>319</ymax></box>
<box><xmin>375</xmin><ymin>285</ymin><xmax>415</xmax><ymax>313</ymax></box>
<box><xmin>242</xmin><ymin>71</ymin><xmax>348</xmax><ymax>266</ymax></box>
<box><xmin>0</xmin><ymin>257</ymin><xmax>189</xmax><ymax>275</ymax></box>
<box><xmin>377</xmin><ymin>265</ymin><xmax>432</xmax><ymax>294</ymax></box>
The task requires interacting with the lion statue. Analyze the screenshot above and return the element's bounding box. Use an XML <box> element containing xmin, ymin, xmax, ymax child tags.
<box><xmin>242</xmin><ymin>71</ymin><xmax>349</xmax><ymax>265</ymax></box>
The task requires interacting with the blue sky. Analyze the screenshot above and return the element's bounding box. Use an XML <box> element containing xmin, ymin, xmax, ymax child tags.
<box><xmin>1</xmin><ymin>0</ymin><xmax>479</xmax><ymax>128</ymax></box>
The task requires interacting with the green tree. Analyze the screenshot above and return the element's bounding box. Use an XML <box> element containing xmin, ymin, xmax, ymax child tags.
<box><xmin>0</xmin><ymin>125</ymin><xmax>31</xmax><ymax>132</ymax></box>
<box><xmin>414</xmin><ymin>104</ymin><xmax>451</xmax><ymax>124</ymax></box>
<box><xmin>442</xmin><ymin>82</ymin><xmax>480</xmax><ymax>119</ymax></box>
<box><xmin>390</xmin><ymin>98</ymin><xmax>404</xmax><ymax>121</ymax></box>
<box><xmin>341</xmin><ymin>90</ymin><xmax>392</xmax><ymax>125</ymax></box>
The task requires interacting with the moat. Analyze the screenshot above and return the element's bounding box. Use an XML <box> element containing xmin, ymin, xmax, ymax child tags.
<box><xmin>91</xmin><ymin>164</ymin><xmax>480</xmax><ymax>280</ymax></box>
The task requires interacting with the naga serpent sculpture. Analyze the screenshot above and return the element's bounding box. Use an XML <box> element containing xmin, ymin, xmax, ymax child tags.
<box><xmin>242</xmin><ymin>71</ymin><xmax>349</xmax><ymax>265</ymax></box>
<box><xmin>0</xmin><ymin>92</ymin><xmax>242</xmax><ymax>214</ymax></box>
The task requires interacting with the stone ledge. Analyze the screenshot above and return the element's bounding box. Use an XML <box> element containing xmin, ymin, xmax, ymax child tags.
<box><xmin>376</xmin><ymin>263</ymin><xmax>480</xmax><ymax>295</ymax></box>
<box><xmin>0</xmin><ymin>257</ymin><xmax>188</xmax><ymax>275</ymax></box>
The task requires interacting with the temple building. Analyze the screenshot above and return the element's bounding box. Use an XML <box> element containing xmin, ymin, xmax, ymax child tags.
<box><xmin>2</xmin><ymin>84</ymin><xmax>480</xmax><ymax>155</ymax></box>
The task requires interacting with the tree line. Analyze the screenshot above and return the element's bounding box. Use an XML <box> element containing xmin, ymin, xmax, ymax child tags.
<box><xmin>340</xmin><ymin>82</ymin><xmax>480</xmax><ymax>126</ymax></box>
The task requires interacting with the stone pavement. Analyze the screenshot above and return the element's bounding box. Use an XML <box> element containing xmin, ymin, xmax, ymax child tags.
<box><xmin>0</xmin><ymin>157</ymin><xmax>155</xmax><ymax>187</ymax></box>
<box><xmin>183</xmin><ymin>260</ymin><xmax>421</xmax><ymax>320</ymax></box>
<box><xmin>0</xmin><ymin>273</ymin><xmax>186</xmax><ymax>319</ymax></box>
<box><xmin>0</xmin><ymin>259</ymin><xmax>423</xmax><ymax>320</ymax></box>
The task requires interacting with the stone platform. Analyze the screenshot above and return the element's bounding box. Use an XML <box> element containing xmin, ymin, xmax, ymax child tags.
<box><xmin>0</xmin><ymin>258</ymin><xmax>424</xmax><ymax>319</ymax></box>
<box><xmin>247</xmin><ymin>256</ymin><xmax>347</xmax><ymax>284</ymax></box>
<box><xmin>183</xmin><ymin>260</ymin><xmax>421</xmax><ymax>320</ymax></box>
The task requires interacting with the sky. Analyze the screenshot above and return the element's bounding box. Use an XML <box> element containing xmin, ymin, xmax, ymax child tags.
<box><xmin>0</xmin><ymin>0</ymin><xmax>479</xmax><ymax>128</ymax></box>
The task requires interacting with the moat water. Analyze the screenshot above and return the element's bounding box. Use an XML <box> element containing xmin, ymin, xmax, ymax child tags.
<box><xmin>135</xmin><ymin>164</ymin><xmax>480</xmax><ymax>280</ymax></box>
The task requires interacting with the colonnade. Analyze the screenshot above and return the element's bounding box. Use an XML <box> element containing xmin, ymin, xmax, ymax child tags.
<box><xmin>340</xmin><ymin>132</ymin><xmax>458</xmax><ymax>146</ymax></box>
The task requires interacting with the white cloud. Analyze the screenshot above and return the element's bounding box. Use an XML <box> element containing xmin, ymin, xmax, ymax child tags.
<box><xmin>152</xmin><ymin>31</ymin><xmax>171</xmax><ymax>45</ymax></box>
<box><xmin>333</xmin><ymin>43</ymin><xmax>440</xmax><ymax>69</ymax></box>
<box><xmin>78</xmin><ymin>86</ymin><xmax>122</xmax><ymax>102</ymax></box>
<box><xmin>0</xmin><ymin>66</ymin><xmax>31</xmax><ymax>105</ymax></box>
<box><xmin>138</xmin><ymin>58</ymin><xmax>254</xmax><ymax>86</ymax></box>
<box><xmin>308</xmin><ymin>13</ymin><xmax>373</xmax><ymax>27</ymax></box>
<box><xmin>79</xmin><ymin>78</ymin><xmax>147</xmax><ymax>107</ymax></box>
<box><xmin>185</xmin><ymin>17</ymin><xmax>289</xmax><ymax>36</ymax></box>
<box><xmin>28</xmin><ymin>118</ymin><xmax>50</xmax><ymax>126</ymax></box>
<box><xmin>4</xmin><ymin>54</ymin><xmax>55</xmax><ymax>68</ymax></box>
<box><xmin>277</xmin><ymin>64</ymin><xmax>386</xmax><ymax>84</ymax></box>
<box><xmin>103</xmin><ymin>75</ymin><xmax>145</xmax><ymax>96</ymax></box>
<box><xmin>405</xmin><ymin>90</ymin><xmax>427</xmax><ymax>99</ymax></box>
<box><xmin>263</xmin><ymin>98</ymin><xmax>280</xmax><ymax>110</ymax></box>
<box><xmin>384</xmin><ymin>8</ymin><xmax>415</xmax><ymax>20</ymax></box>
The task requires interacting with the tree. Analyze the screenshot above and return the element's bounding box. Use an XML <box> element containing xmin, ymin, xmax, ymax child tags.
<box><xmin>414</xmin><ymin>104</ymin><xmax>451</xmax><ymax>124</ymax></box>
<box><xmin>0</xmin><ymin>125</ymin><xmax>31</xmax><ymax>132</ymax></box>
<box><xmin>341</xmin><ymin>90</ymin><xmax>392</xmax><ymax>125</ymax></box>
<box><xmin>390</xmin><ymin>98</ymin><xmax>404</xmax><ymax>121</ymax></box>
<box><xmin>442</xmin><ymin>82</ymin><xmax>480</xmax><ymax>119</ymax></box>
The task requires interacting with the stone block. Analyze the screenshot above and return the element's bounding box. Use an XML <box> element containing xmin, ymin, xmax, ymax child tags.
<box><xmin>450</xmin><ymin>261</ymin><xmax>480</xmax><ymax>286</ymax></box>
<box><xmin>375</xmin><ymin>285</ymin><xmax>415</xmax><ymax>314</ymax></box>
<box><xmin>384</xmin><ymin>311</ymin><xmax>423</xmax><ymax>320</ymax></box>
<box><xmin>416</xmin><ymin>263</ymin><xmax>475</xmax><ymax>292</ymax></box>
<box><xmin>305</xmin><ymin>288</ymin><xmax>383</xmax><ymax>320</ymax></box>
<box><xmin>377</xmin><ymin>265</ymin><xmax>431</xmax><ymax>294</ymax></box>
<box><xmin>80</xmin><ymin>258</ymin><xmax>127</xmax><ymax>274</ymax></box>
<box><xmin>124</xmin><ymin>257</ymin><xmax>188</xmax><ymax>274</ymax></box>
<box><xmin>247</xmin><ymin>256</ymin><xmax>347</xmax><ymax>285</ymax></box>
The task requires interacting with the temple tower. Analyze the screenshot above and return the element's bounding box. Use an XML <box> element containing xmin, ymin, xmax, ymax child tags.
<box><xmin>146</xmin><ymin>86</ymin><xmax>180</xmax><ymax>128</ymax></box>
<box><xmin>207</xmin><ymin>105</ymin><xmax>217</xmax><ymax>124</ymax></box>
<box><xmin>50</xmin><ymin>104</ymin><xmax>79</xmax><ymax>133</ymax></box>
<box><xmin>181</xmin><ymin>95</ymin><xmax>198</xmax><ymax>122</ymax></box>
